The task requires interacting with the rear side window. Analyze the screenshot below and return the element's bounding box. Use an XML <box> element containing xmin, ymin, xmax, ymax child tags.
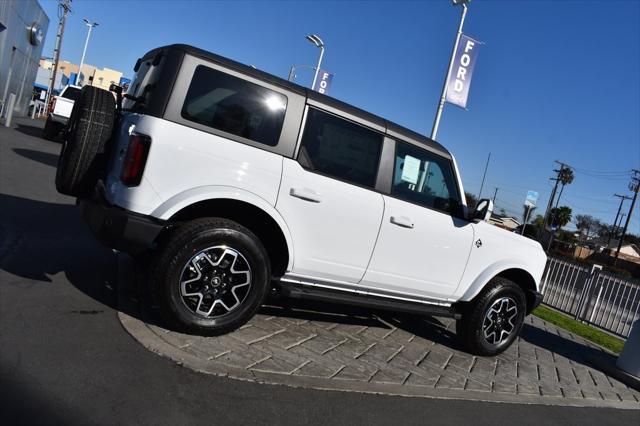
<box><xmin>392</xmin><ymin>141</ymin><xmax>461</xmax><ymax>214</ymax></box>
<box><xmin>181</xmin><ymin>66</ymin><xmax>288</xmax><ymax>146</ymax></box>
<box><xmin>297</xmin><ymin>108</ymin><xmax>383</xmax><ymax>189</ymax></box>
<box><xmin>61</xmin><ymin>87</ymin><xmax>80</xmax><ymax>101</ymax></box>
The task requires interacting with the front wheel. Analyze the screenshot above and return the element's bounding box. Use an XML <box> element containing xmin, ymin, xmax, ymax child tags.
<box><xmin>152</xmin><ymin>218</ymin><xmax>270</xmax><ymax>335</ymax></box>
<box><xmin>456</xmin><ymin>277</ymin><xmax>526</xmax><ymax>356</ymax></box>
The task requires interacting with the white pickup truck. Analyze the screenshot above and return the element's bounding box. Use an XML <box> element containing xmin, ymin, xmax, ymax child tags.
<box><xmin>43</xmin><ymin>85</ymin><xmax>81</xmax><ymax>140</ymax></box>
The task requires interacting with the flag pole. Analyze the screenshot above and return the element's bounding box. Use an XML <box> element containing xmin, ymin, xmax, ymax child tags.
<box><xmin>431</xmin><ymin>3</ymin><xmax>468</xmax><ymax>141</ymax></box>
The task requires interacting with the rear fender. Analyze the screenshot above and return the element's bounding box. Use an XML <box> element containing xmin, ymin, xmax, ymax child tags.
<box><xmin>151</xmin><ymin>185</ymin><xmax>294</xmax><ymax>270</ymax></box>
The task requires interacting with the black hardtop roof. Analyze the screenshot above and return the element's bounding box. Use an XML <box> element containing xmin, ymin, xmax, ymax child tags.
<box><xmin>143</xmin><ymin>44</ymin><xmax>450</xmax><ymax>156</ymax></box>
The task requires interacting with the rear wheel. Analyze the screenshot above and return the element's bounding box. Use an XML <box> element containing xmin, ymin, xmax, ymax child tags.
<box><xmin>55</xmin><ymin>86</ymin><xmax>116</xmax><ymax>197</ymax></box>
<box><xmin>456</xmin><ymin>277</ymin><xmax>526</xmax><ymax>356</ymax></box>
<box><xmin>152</xmin><ymin>218</ymin><xmax>270</xmax><ymax>335</ymax></box>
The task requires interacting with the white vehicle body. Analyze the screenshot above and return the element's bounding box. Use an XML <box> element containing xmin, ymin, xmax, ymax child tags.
<box><xmin>82</xmin><ymin>45</ymin><xmax>546</xmax><ymax>332</ymax></box>
<box><xmin>104</xmin><ymin>111</ymin><xmax>546</xmax><ymax>309</ymax></box>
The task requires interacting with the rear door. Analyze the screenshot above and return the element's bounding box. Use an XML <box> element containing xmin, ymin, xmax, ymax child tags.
<box><xmin>360</xmin><ymin>140</ymin><xmax>475</xmax><ymax>300</ymax></box>
<box><xmin>276</xmin><ymin>107</ymin><xmax>385</xmax><ymax>284</ymax></box>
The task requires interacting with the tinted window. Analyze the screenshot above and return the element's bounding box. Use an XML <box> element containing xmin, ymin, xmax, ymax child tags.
<box><xmin>123</xmin><ymin>57</ymin><xmax>156</xmax><ymax>112</ymax></box>
<box><xmin>392</xmin><ymin>142</ymin><xmax>461</xmax><ymax>213</ymax></box>
<box><xmin>181</xmin><ymin>66</ymin><xmax>287</xmax><ymax>146</ymax></box>
<box><xmin>297</xmin><ymin>108</ymin><xmax>383</xmax><ymax>188</ymax></box>
<box><xmin>62</xmin><ymin>87</ymin><xmax>80</xmax><ymax>101</ymax></box>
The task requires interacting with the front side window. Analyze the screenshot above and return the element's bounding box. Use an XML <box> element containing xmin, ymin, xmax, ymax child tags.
<box><xmin>181</xmin><ymin>66</ymin><xmax>288</xmax><ymax>146</ymax></box>
<box><xmin>297</xmin><ymin>108</ymin><xmax>383</xmax><ymax>189</ymax></box>
<box><xmin>392</xmin><ymin>142</ymin><xmax>461</xmax><ymax>213</ymax></box>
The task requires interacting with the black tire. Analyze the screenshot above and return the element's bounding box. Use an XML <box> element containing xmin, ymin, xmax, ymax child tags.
<box><xmin>456</xmin><ymin>277</ymin><xmax>526</xmax><ymax>356</ymax></box>
<box><xmin>55</xmin><ymin>86</ymin><xmax>116</xmax><ymax>197</ymax></box>
<box><xmin>43</xmin><ymin>117</ymin><xmax>60</xmax><ymax>140</ymax></box>
<box><xmin>152</xmin><ymin>218</ymin><xmax>270</xmax><ymax>335</ymax></box>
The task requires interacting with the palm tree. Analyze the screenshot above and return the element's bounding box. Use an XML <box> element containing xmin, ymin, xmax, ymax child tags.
<box><xmin>550</xmin><ymin>206</ymin><xmax>572</xmax><ymax>230</ymax></box>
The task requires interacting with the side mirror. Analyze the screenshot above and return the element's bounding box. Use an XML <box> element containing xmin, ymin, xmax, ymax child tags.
<box><xmin>473</xmin><ymin>198</ymin><xmax>493</xmax><ymax>222</ymax></box>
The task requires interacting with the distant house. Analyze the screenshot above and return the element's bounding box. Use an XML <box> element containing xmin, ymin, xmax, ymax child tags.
<box><xmin>619</xmin><ymin>244</ymin><xmax>640</xmax><ymax>258</ymax></box>
<box><xmin>598</xmin><ymin>243</ymin><xmax>640</xmax><ymax>264</ymax></box>
<box><xmin>488</xmin><ymin>214</ymin><xmax>521</xmax><ymax>231</ymax></box>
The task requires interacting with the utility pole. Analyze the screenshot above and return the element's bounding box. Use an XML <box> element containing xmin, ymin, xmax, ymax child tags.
<box><xmin>543</xmin><ymin>161</ymin><xmax>572</xmax><ymax>252</ymax></box>
<box><xmin>46</xmin><ymin>0</ymin><xmax>72</xmax><ymax>108</ymax></box>
<box><xmin>617</xmin><ymin>213</ymin><xmax>626</xmax><ymax>232</ymax></box>
<box><xmin>615</xmin><ymin>170</ymin><xmax>640</xmax><ymax>264</ymax></box>
<box><xmin>476</xmin><ymin>152</ymin><xmax>490</xmax><ymax>200</ymax></box>
<box><xmin>492</xmin><ymin>187</ymin><xmax>499</xmax><ymax>204</ymax></box>
<box><xmin>543</xmin><ymin>161</ymin><xmax>571</xmax><ymax>231</ymax></box>
<box><xmin>607</xmin><ymin>194</ymin><xmax>631</xmax><ymax>249</ymax></box>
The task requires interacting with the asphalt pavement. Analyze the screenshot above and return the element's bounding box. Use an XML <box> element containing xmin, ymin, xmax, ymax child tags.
<box><xmin>1</xmin><ymin>117</ymin><xmax>638</xmax><ymax>425</ymax></box>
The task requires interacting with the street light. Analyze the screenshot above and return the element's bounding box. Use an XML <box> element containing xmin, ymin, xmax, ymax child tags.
<box><xmin>305</xmin><ymin>34</ymin><xmax>324</xmax><ymax>90</ymax></box>
<box><xmin>76</xmin><ymin>18</ymin><xmax>99</xmax><ymax>85</ymax></box>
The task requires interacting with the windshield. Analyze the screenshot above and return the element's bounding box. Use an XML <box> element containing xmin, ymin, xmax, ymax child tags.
<box><xmin>122</xmin><ymin>59</ymin><xmax>154</xmax><ymax>111</ymax></box>
<box><xmin>61</xmin><ymin>87</ymin><xmax>81</xmax><ymax>101</ymax></box>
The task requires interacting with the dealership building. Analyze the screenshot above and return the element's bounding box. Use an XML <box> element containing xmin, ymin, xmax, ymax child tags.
<box><xmin>0</xmin><ymin>0</ymin><xmax>49</xmax><ymax>118</ymax></box>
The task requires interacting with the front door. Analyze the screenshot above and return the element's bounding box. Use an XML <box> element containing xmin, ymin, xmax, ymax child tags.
<box><xmin>360</xmin><ymin>141</ymin><xmax>474</xmax><ymax>300</ymax></box>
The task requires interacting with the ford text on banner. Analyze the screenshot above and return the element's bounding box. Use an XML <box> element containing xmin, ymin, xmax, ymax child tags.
<box><xmin>312</xmin><ymin>69</ymin><xmax>334</xmax><ymax>95</ymax></box>
<box><xmin>445</xmin><ymin>34</ymin><xmax>481</xmax><ymax>109</ymax></box>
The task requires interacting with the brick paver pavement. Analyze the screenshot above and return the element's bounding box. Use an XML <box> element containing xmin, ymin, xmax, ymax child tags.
<box><xmin>119</xmin><ymin>282</ymin><xmax>640</xmax><ymax>408</ymax></box>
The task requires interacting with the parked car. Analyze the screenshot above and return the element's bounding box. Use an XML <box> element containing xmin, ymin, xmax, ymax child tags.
<box><xmin>55</xmin><ymin>44</ymin><xmax>546</xmax><ymax>355</ymax></box>
<box><xmin>43</xmin><ymin>84</ymin><xmax>81</xmax><ymax>140</ymax></box>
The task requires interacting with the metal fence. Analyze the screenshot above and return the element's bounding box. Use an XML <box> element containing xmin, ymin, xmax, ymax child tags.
<box><xmin>540</xmin><ymin>257</ymin><xmax>640</xmax><ymax>338</ymax></box>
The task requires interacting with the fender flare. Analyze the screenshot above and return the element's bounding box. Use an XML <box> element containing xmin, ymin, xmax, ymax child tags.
<box><xmin>151</xmin><ymin>185</ymin><xmax>295</xmax><ymax>270</ymax></box>
<box><xmin>458</xmin><ymin>260</ymin><xmax>537</xmax><ymax>302</ymax></box>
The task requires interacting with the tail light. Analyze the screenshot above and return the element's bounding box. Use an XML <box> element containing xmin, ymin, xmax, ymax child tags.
<box><xmin>48</xmin><ymin>97</ymin><xmax>56</xmax><ymax>114</ymax></box>
<box><xmin>121</xmin><ymin>134</ymin><xmax>151</xmax><ymax>186</ymax></box>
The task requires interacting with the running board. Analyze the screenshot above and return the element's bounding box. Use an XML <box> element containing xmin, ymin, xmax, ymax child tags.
<box><xmin>277</xmin><ymin>280</ymin><xmax>461</xmax><ymax>319</ymax></box>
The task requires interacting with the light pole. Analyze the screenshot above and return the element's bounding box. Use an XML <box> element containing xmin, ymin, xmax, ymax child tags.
<box><xmin>305</xmin><ymin>34</ymin><xmax>324</xmax><ymax>90</ymax></box>
<box><xmin>77</xmin><ymin>18</ymin><xmax>99</xmax><ymax>85</ymax></box>
<box><xmin>431</xmin><ymin>0</ymin><xmax>470</xmax><ymax>141</ymax></box>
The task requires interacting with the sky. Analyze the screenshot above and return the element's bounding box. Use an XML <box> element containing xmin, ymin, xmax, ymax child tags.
<box><xmin>39</xmin><ymin>0</ymin><xmax>640</xmax><ymax>235</ymax></box>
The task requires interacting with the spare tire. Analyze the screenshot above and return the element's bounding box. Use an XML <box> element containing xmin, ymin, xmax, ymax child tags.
<box><xmin>55</xmin><ymin>86</ymin><xmax>116</xmax><ymax>197</ymax></box>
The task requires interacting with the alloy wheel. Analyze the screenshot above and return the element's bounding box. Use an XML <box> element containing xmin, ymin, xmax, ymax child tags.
<box><xmin>178</xmin><ymin>245</ymin><xmax>252</xmax><ymax>318</ymax></box>
<box><xmin>482</xmin><ymin>297</ymin><xmax>518</xmax><ymax>345</ymax></box>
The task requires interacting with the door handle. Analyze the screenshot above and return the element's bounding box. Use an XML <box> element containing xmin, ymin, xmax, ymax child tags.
<box><xmin>290</xmin><ymin>187</ymin><xmax>322</xmax><ymax>203</ymax></box>
<box><xmin>390</xmin><ymin>215</ymin><xmax>414</xmax><ymax>229</ymax></box>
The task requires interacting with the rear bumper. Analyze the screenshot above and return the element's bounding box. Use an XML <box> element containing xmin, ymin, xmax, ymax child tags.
<box><xmin>49</xmin><ymin>113</ymin><xmax>68</xmax><ymax>125</ymax></box>
<box><xmin>79</xmin><ymin>193</ymin><xmax>166</xmax><ymax>255</ymax></box>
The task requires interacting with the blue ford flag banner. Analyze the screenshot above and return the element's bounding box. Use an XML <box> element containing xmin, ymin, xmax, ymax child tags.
<box><xmin>312</xmin><ymin>69</ymin><xmax>334</xmax><ymax>95</ymax></box>
<box><xmin>445</xmin><ymin>34</ymin><xmax>482</xmax><ymax>109</ymax></box>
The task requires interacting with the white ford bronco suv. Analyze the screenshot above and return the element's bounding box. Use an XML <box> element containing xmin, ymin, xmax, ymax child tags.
<box><xmin>55</xmin><ymin>44</ymin><xmax>546</xmax><ymax>356</ymax></box>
